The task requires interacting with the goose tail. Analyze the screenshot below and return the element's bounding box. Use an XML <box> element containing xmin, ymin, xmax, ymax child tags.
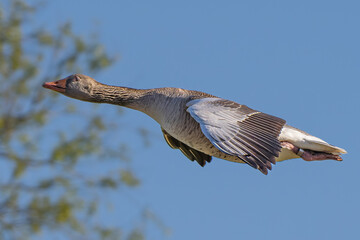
<box><xmin>279</xmin><ymin>125</ymin><xmax>347</xmax><ymax>155</ymax></box>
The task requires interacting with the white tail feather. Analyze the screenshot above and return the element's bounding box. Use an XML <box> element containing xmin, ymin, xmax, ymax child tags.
<box><xmin>279</xmin><ymin>125</ymin><xmax>347</xmax><ymax>154</ymax></box>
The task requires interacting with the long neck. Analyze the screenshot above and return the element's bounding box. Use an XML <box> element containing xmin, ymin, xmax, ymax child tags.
<box><xmin>90</xmin><ymin>83</ymin><xmax>151</xmax><ymax>110</ymax></box>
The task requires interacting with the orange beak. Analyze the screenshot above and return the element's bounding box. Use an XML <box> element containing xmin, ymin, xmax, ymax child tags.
<box><xmin>42</xmin><ymin>78</ymin><xmax>67</xmax><ymax>93</ymax></box>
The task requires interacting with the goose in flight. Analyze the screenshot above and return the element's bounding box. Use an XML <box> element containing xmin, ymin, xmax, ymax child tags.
<box><xmin>43</xmin><ymin>74</ymin><xmax>346</xmax><ymax>175</ymax></box>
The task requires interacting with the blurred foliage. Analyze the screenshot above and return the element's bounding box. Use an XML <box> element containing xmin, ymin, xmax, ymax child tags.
<box><xmin>0</xmin><ymin>0</ymin><xmax>157</xmax><ymax>239</ymax></box>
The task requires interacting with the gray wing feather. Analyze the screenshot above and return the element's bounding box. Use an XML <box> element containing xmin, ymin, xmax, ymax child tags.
<box><xmin>186</xmin><ymin>98</ymin><xmax>286</xmax><ymax>174</ymax></box>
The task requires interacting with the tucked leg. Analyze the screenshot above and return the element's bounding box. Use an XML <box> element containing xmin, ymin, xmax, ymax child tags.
<box><xmin>280</xmin><ymin>141</ymin><xmax>343</xmax><ymax>161</ymax></box>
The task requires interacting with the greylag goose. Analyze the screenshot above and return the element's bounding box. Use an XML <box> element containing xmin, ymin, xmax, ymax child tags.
<box><xmin>43</xmin><ymin>74</ymin><xmax>346</xmax><ymax>175</ymax></box>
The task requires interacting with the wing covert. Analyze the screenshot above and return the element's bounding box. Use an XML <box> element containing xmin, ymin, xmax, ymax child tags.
<box><xmin>186</xmin><ymin>98</ymin><xmax>286</xmax><ymax>174</ymax></box>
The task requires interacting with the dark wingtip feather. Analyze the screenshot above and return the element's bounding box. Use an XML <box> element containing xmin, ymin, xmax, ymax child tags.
<box><xmin>162</xmin><ymin>128</ymin><xmax>212</xmax><ymax>167</ymax></box>
<box><xmin>265</xmin><ymin>161</ymin><xmax>272</xmax><ymax>170</ymax></box>
<box><xmin>257</xmin><ymin>161</ymin><xmax>269</xmax><ymax>175</ymax></box>
<box><xmin>196</xmin><ymin>159</ymin><xmax>206</xmax><ymax>167</ymax></box>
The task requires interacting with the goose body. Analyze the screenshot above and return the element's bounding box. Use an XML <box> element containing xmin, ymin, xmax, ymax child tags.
<box><xmin>43</xmin><ymin>74</ymin><xmax>346</xmax><ymax>174</ymax></box>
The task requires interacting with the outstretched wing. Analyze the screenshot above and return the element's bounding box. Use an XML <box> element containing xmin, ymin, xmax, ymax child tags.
<box><xmin>161</xmin><ymin>128</ymin><xmax>212</xmax><ymax>167</ymax></box>
<box><xmin>186</xmin><ymin>98</ymin><xmax>286</xmax><ymax>174</ymax></box>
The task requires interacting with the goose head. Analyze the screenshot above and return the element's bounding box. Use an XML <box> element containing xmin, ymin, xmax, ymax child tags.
<box><xmin>42</xmin><ymin>74</ymin><xmax>98</xmax><ymax>101</ymax></box>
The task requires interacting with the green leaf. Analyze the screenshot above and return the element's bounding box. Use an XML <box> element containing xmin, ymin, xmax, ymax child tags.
<box><xmin>120</xmin><ymin>170</ymin><xmax>140</xmax><ymax>187</ymax></box>
<box><xmin>31</xmin><ymin>222</ymin><xmax>41</xmax><ymax>233</ymax></box>
<box><xmin>100</xmin><ymin>177</ymin><xmax>117</xmax><ymax>189</ymax></box>
<box><xmin>38</xmin><ymin>179</ymin><xmax>54</xmax><ymax>189</ymax></box>
<box><xmin>55</xmin><ymin>198</ymin><xmax>73</xmax><ymax>223</ymax></box>
<box><xmin>36</xmin><ymin>31</ymin><xmax>54</xmax><ymax>45</ymax></box>
<box><xmin>91</xmin><ymin>116</ymin><xmax>106</xmax><ymax>130</ymax></box>
<box><xmin>75</xmin><ymin>37</ymin><xmax>86</xmax><ymax>52</ymax></box>
<box><xmin>13</xmin><ymin>159</ymin><xmax>27</xmax><ymax>178</ymax></box>
<box><xmin>127</xmin><ymin>229</ymin><xmax>144</xmax><ymax>240</ymax></box>
<box><xmin>60</xmin><ymin>22</ymin><xmax>72</xmax><ymax>36</ymax></box>
<box><xmin>87</xmin><ymin>201</ymin><xmax>97</xmax><ymax>215</ymax></box>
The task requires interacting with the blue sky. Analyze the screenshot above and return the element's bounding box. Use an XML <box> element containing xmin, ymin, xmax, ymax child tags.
<box><xmin>40</xmin><ymin>1</ymin><xmax>359</xmax><ymax>239</ymax></box>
